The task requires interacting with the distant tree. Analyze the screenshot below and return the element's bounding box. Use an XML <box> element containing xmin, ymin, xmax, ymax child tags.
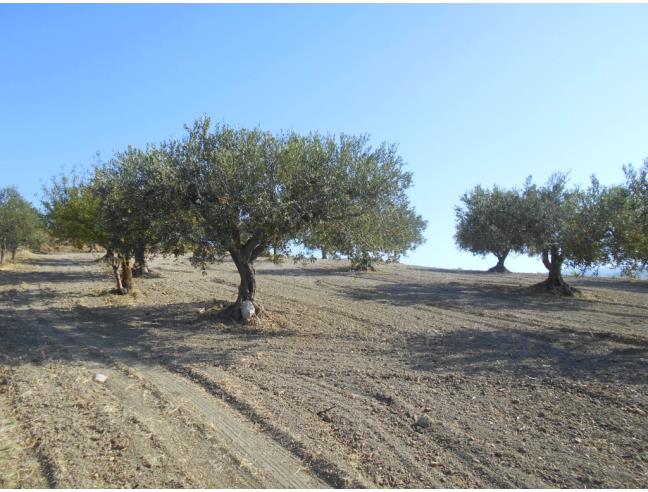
<box><xmin>302</xmin><ymin>201</ymin><xmax>426</xmax><ymax>271</ymax></box>
<box><xmin>607</xmin><ymin>160</ymin><xmax>648</xmax><ymax>275</ymax></box>
<box><xmin>93</xmin><ymin>145</ymin><xmax>174</xmax><ymax>293</ymax></box>
<box><xmin>454</xmin><ymin>185</ymin><xmax>526</xmax><ymax>273</ymax></box>
<box><xmin>42</xmin><ymin>173</ymin><xmax>107</xmax><ymax>252</ymax></box>
<box><xmin>167</xmin><ymin>117</ymin><xmax>422</xmax><ymax>320</ymax></box>
<box><xmin>522</xmin><ymin>173</ymin><xmax>611</xmax><ymax>295</ymax></box>
<box><xmin>0</xmin><ymin>187</ymin><xmax>42</xmax><ymax>264</ymax></box>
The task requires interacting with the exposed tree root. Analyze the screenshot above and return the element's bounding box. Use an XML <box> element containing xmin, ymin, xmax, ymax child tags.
<box><xmin>532</xmin><ymin>278</ymin><xmax>580</xmax><ymax>296</ymax></box>
<box><xmin>202</xmin><ymin>300</ymin><xmax>266</xmax><ymax>325</ymax></box>
<box><xmin>109</xmin><ymin>287</ymin><xmax>129</xmax><ymax>296</ymax></box>
<box><xmin>487</xmin><ymin>264</ymin><xmax>510</xmax><ymax>273</ymax></box>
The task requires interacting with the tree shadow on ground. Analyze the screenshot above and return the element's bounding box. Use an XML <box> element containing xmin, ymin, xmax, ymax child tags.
<box><xmin>19</xmin><ymin>257</ymin><xmax>88</xmax><ymax>267</ymax></box>
<box><xmin>403</xmin><ymin>326</ymin><xmax>648</xmax><ymax>386</ymax></box>
<box><xmin>0</xmin><ymin>287</ymin><xmax>62</xmax><ymax>307</ymax></box>
<box><xmin>0</xmin><ymin>270</ymin><xmax>107</xmax><ymax>285</ymax></box>
<box><xmin>1</xmin><ymin>257</ymin><xmax>108</xmax><ymax>285</ymax></box>
<box><xmin>259</xmin><ymin>265</ymin><xmax>354</xmax><ymax>278</ymax></box>
<box><xmin>346</xmin><ymin>280</ymin><xmax>582</xmax><ymax>313</ymax></box>
<box><xmin>0</xmin><ymin>299</ymin><xmax>295</xmax><ymax>372</ymax></box>
<box><xmin>570</xmin><ymin>276</ymin><xmax>648</xmax><ymax>294</ymax></box>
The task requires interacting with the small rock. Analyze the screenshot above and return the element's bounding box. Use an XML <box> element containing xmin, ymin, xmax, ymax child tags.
<box><xmin>94</xmin><ymin>373</ymin><xmax>108</xmax><ymax>383</ymax></box>
<box><xmin>573</xmin><ymin>437</ymin><xmax>582</xmax><ymax>444</ymax></box>
<box><xmin>197</xmin><ymin>307</ymin><xmax>206</xmax><ymax>314</ymax></box>
<box><xmin>415</xmin><ymin>414</ymin><xmax>433</xmax><ymax>428</ymax></box>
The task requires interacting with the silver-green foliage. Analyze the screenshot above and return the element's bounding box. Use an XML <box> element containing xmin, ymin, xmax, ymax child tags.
<box><xmin>454</xmin><ymin>185</ymin><xmax>526</xmax><ymax>269</ymax></box>
<box><xmin>93</xmin><ymin>145</ymin><xmax>174</xmax><ymax>264</ymax></box>
<box><xmin>522</xmin><ymin>173</ymin><xmax>611</xmax><ymax>275</ymax></box>
<box><xmin>0</xmin><ymin>187</ymin><xmax>42</xmax><ymax>262</ymax></box>
<box><xmin>607</xmin><ymin>160</ymin><xmax>648</xmax><ymax>275</ymax></box>
<box><xmin>166</xmin><ymin>117</ymin><xmax>423</xmax><ymax>303</ymax></box>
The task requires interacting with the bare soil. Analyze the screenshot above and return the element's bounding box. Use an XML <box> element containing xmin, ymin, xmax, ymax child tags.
<box><xmin>1</xmin><ymin>252</ymin><xmax>647</xmax><ymax>488</ymax></box>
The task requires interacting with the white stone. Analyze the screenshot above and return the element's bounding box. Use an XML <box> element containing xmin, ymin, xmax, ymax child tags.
<box><xmin>93</xmin><ymin>373</ymin><xmax>108</xmax><ymax>383</ymax></box>
<box><xmin>240</xmin><ymin>300</ymin><xmax>255</xmax><ymax>321</ymax></box>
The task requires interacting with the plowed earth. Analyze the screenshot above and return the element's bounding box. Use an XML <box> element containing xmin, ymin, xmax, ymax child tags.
<box><xmin>1</xmin><ymin>253</ymin><xmax>647</xmax><ymax>488</ymax></box>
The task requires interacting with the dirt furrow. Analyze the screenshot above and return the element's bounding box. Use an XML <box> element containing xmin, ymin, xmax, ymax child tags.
<box><xmin>2</xmin><ymin>252</ymin><xmax>647</xmax><ymax>488</ymax></box>
<box><xmin>38</xmin><ymin>317</ymin><xmax>327</xmax><ymax>489</ymax></box>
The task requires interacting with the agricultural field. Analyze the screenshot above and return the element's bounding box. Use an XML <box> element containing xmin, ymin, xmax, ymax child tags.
<box><xmin>1</xmin><ymin>252</ymin><xmax>647</xmax><ymax>488</ymax></box>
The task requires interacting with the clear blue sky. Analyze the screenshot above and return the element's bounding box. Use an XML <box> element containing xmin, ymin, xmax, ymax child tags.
<box><xmin>2</xmin><ymin>4</ymin><xmax>647</xmax><ymax>272</ymax></box>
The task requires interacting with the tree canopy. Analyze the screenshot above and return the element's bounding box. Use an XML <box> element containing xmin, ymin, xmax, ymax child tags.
<box><xmin>0</xmin><ymin>187</ymin><xmax>43</xmax><ymax>263</ymax></box>
<box><xmin>521</xmin><ymin>173</ymin><xmax>611</xmax><ymax>294</ymax></box>
<box><xmin>607</xmin><ymin>161</ymin><xmax>648</xmax><ymax>275</ymax></box>
<box><xmin>166</xmin><ymin>117</ymin><xmax>423</xmax><ymax>318</ymax></box>
<box><xmin>301</xmin><ymin>191</ymin><xmax>426</xmax><ymax>271</ymax></box>
<box><xmin>454</xmin><ymin>185</ymin><xmax>526</xmax><ymax>272</ymax></box>
<box><xmin>43</xmin><ymin>173</ymin><xmax>106</xmax><ymax>250</ymax></box>
<box><xmin>455</xmin><ymin>173</ymin><xmax>617</xmax><ymax>294</ymax></box>
<box><xmin>91</xmin><ymin>145</ymin><xmax>177</xmax><ymax>292</ymax></box>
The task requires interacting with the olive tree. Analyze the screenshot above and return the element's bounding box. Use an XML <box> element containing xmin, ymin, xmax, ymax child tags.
<box><xmin>93</xmin><ymin>145</ymin><xmax>173</xmax><ymax>293</ymax></box>
<box><xmin>43</xmin><ymin>173</ymin><xmax>107</xmax><ymax>253</ymax></box>
<box><xmin>0</xmin><ymin>187</ymin><xmax>42</xmax><ymax>263</ymax></box>
<box><xmin>607</xmin><ymin>160</ymin><xmax>648</xmax><ymax>275</ymax></box>
<box><xmin>167</xmin><ymin>117</ymin><xmax>420</xmax><ymax>320</ymax></box>
<box><xmin>301</xmin><ymin>200</ymin><xmax>426</xmax><ymax>271</ymax></box>
<box><xmin>522</xmin><ymin>173</ymin><xmax>611</xmax><ymax>295</ymax></box>
<box><xmin>454</xmin><ymin>185</ymin><xmax>526</xmax><ymax>273</ymax></box>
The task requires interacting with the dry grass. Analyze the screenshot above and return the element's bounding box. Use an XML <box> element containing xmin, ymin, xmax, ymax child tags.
<box><xmin>0</xmin><ymin>388</ymin><xmax>48</xmax><ymax>488</ymax></box>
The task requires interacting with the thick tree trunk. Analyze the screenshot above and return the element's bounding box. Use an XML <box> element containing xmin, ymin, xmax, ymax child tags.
<box><xmin>541</xmin><ymin>249</ymin><xmax>551</xmax><ymax>270</ymax></box>
<box><xmin>10</xmin><ymin>248</ymin><xmax>17</xmax><ymax>262</ymax></box>
<box><xmin>111</xmin><ymin>257</ymin><xmax>125</xmax><ymax>294</ymax></box>
<box><xmin>229</xmin><ymin>245</ymin><xmax>265</xmax><ymax>322</ymax></box>
<box><xmin>133</xmin><ymin>247</ymin><xmax>150</xmax><ymax>277</ymax></box>
<box><xmin>120</xmin><ymin>259</ymin><xmax>133</xmax><ymax>293</ymax></box>
<box><xmin>321</xmin><ymin>248</ymin><xmax>328</xmax><ymax>260</ymax></box>
<box><xmin>537</xmin><ymin>247</ymin><xmax>577</xmax><ymax>295</ymax></box>
<box><xmin>235</xmin><ymin>260</ymin><xmax>256</xmax><ymax>304</ymax></box>
<box><xmin>0</xmin><ymin>247</ymin><xmax>5</xmax><ymax>265</ymax></box>
<box><xmin>488</xmin><ymin>251</ymin><xmax>510</xmax><ymax>273</ymax></box>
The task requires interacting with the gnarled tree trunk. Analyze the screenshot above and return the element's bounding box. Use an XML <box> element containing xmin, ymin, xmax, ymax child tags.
<box><xmin>111</xmin><ymin>255</ymin><xmax>133</xmax><ymax>295</ymax></box>
<box><xmin>537</xmin><ymin>247</ymin><xmax>577</xmax><ymax>295</ymax></box>
<box><xmin>229</xmin><ymin>240</ymin><xmax>266</xmax><ymax>322</ymax></box>
<box><xmin>10</xmin><ymin>248</ymin><xmax>17</xmax><ymax>262</ymax></box>
<box><xmin>234</xmin><ymin>258</ymin><xmax>256</xmax><ymax>305</ymax></box>
<box><xmin>488</xmin><ymin>251</ymin><xmax>510</xmax><ymax>273</ymax></box>
<box><xmin>321</xmin><ymin>248</ymin><xmax>328</xmax><ymax>260</ymax></box>
<box><xmin>111</xmin><ymin>256</ymin><xmax>125</xmax><ymax>294</ymax></box>
<box><xmin>133</xmin><ymin>246</ymin><xmax>150</xmax><ymax>277</ymax></box>
<box><xmin>120</xmin><ymin>257</ymin><xmax>133</xmax><ymax>293</ymax></box>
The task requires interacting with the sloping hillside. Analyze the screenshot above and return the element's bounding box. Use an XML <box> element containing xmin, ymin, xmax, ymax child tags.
<box><xmin>1</xmin><ymin>253</ymin><xmax>647</xmax><ymax>487</ymax></box>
